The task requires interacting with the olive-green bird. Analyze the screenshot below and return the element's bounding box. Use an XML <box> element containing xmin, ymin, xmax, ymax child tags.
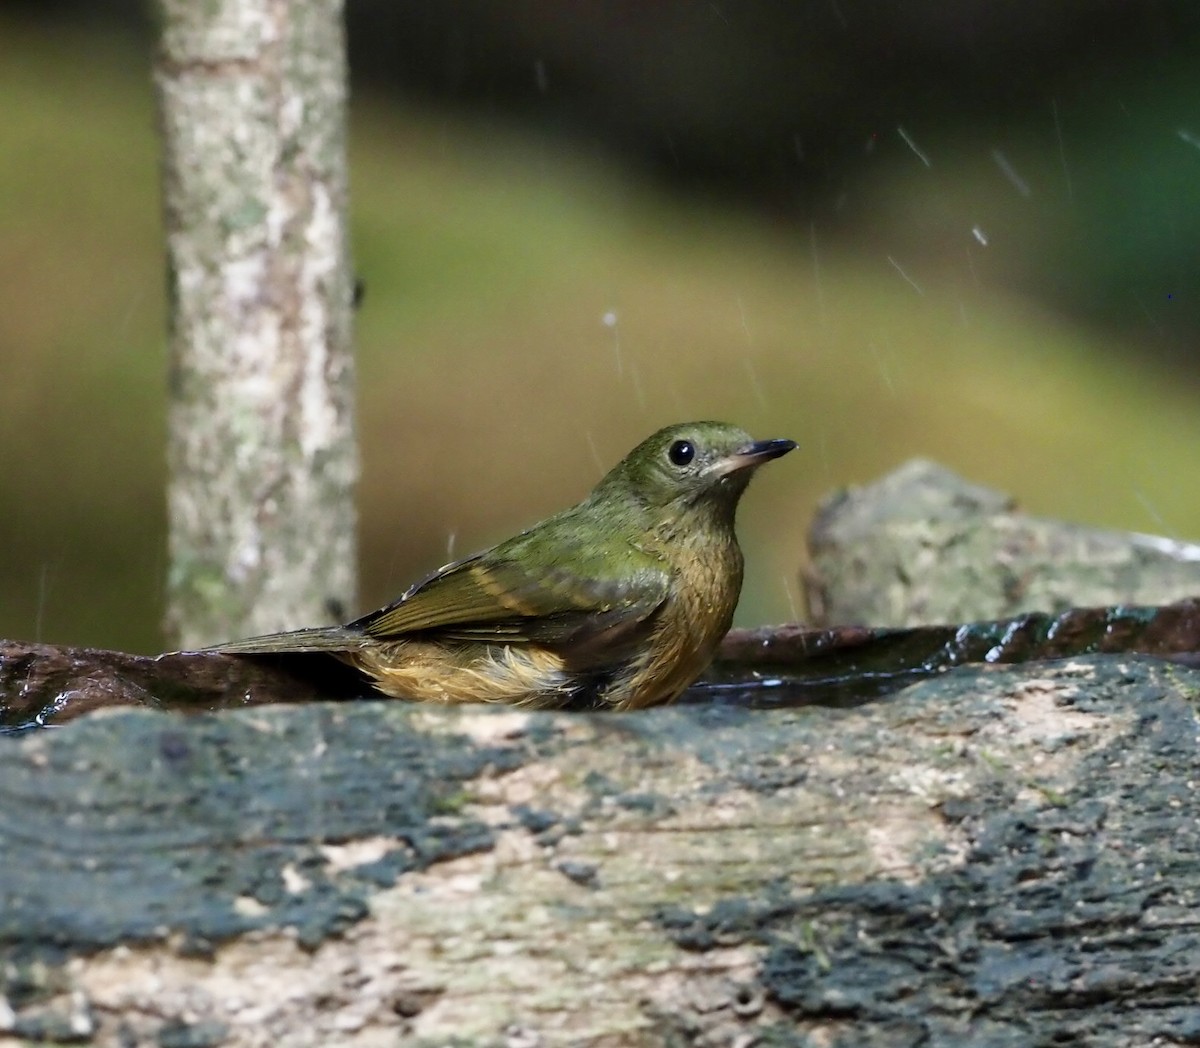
<box><xmin>207</xmin><ymin>421</ymin><xmax>795</xmax><ymax>710</ymax></box>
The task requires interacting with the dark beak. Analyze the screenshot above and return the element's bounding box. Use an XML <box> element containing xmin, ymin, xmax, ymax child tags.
<box><xmin>715</xmin><ymin>437</ymin><xmax>797</xmax><ymax>476</ymax></box>
<box><xmin>740</xmin><ymin>438</ymin><xmax>797</xmax><ymax>462</ymax></box>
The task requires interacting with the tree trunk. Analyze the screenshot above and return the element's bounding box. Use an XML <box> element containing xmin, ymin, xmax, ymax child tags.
<box><xmin>156</xmin><ymin>0</ymin><xmax>358</xmax><ymax>649</ymax></box>
<box><xmin>2</xmin><ymin>655</ymin><xmax>1198</xmax><ymax>1046</ymax></box>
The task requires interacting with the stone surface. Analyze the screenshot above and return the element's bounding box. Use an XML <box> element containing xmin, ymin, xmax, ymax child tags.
<box><xmin>806</xmin><ymin>458</ymin><xmax>1200</xmax><ymax>627</ymax></box>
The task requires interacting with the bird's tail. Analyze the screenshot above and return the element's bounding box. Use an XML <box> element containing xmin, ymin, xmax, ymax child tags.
<box><xmin>194</xmin><ymin>625</ymin><xmax>369</xmax><ymax>655</ymax></box>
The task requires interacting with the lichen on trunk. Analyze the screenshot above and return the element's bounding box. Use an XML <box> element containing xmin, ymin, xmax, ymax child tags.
<box><xmin>155</xmin><ymin>0</ymin><xmax>358</xmax><ymax>648</ymax></box>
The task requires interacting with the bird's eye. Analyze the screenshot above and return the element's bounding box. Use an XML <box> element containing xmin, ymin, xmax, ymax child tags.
<box><xmin>668</xmin><ymin>440</ymin><xmax>695</xmax><ymax>467</ymax></box>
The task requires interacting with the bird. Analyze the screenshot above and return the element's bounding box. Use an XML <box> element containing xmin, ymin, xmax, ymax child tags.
<box><xmin>205</xmin><ymin>421</ymin><xmax>796</xmax><ymax>711</ymax></box>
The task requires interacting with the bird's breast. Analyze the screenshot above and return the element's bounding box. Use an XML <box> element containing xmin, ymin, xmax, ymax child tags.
<box><xmin>610</xmin><ymin>535</ymin><xmax>743</xmax><ymax>710</ymax></box>
<box><xmin>664</xmin><ymin>537</ymin><xmax>744</xmax><ymax>659</ymax></box>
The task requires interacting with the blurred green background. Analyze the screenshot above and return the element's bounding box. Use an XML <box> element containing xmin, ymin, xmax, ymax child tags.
<box><xmin>2</xmin><ymin>6</ymin><xmax>1198</xmax><ymax>653</ymax></box>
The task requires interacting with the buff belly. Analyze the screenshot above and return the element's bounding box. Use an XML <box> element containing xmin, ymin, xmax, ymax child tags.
<box><xmin>345</xmin><ymin>640</ymin><xmax>577</xmax><ymax>708</ymax></box>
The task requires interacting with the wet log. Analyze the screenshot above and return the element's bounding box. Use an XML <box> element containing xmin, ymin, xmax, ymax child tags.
<box><xmin>6</xmin><ymin>599</ymin><xmax>1200</xmax><ymax>729</ymax></box>
<box><xmin>3</xmin><ymin>653</ymin><xmax>1199</xmax><ymax>1046</ymax></box>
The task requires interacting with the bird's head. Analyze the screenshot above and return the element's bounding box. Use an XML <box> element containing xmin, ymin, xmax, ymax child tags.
<box><xmin>592</xmin><ymin>421</ymin><xmax>796</xmax><ymax>525</ymax></box>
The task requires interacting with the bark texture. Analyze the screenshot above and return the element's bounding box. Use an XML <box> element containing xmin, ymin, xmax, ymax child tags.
<box><xmin>156</xmin><ymin>0</ymin><xmax>358</xmax><ymax>648</ymax></box>
<box><xmin>2</xmin><ymin>655</ymin><xmax>1199</xmax><ymax>1045</ymax></box>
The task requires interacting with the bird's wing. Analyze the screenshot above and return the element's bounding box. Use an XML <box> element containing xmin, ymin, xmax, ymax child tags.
<box><xmin>356</xmin><ymin>519</ymin><xmax>671</xmax><ymax>654</ymax></box>
<box><xmin>200</xmin><ymin>625</ymin><xmax>372</xmax><ymax>654</ymax></box>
